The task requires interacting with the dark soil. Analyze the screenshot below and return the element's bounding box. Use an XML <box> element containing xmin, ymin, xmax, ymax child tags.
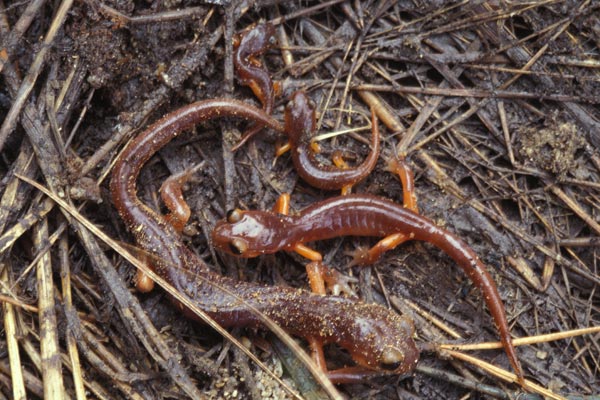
<box><xmin>0</xmin><ymin>1</ymin><xmax>598</xmax><ymax>399</ymax></box>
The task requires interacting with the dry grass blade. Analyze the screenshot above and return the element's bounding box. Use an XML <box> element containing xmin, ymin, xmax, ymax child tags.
<box><xmin>438</xmin><ymin>327</ymin><xmax>600</xmax><ymax>398</ymax></box>
<box><xmin>443</xmin><ymin>350</ymin><xmax>566</xmax><ymax>400</ymax></box>
<box><xmin>0</xmin><ymin>196</ymin><xmax>54</xmax><ymax>255</ymax></box>
<box><xmin>0</xmin><ymin>292</ymin><xmax>36</xmax><ymax>312</ymax></box>
<box><xmin>33</xmin><ymin>219</ymin><xmax>66</xmax><ymax>397</ymax></box>
<box><xmin>58</xmin><ymin>237</ymin><xmax>87</xmax><ymax>400</ymax></box>
<box><xmin>1</xmin><ymin>267</ymin><xmax>26</xmax><ymax>399</ymax></box>
<box><xmin>441</xmin><ymin>326</ymin><xmax>600</xmax><ymax>351</ymax></box>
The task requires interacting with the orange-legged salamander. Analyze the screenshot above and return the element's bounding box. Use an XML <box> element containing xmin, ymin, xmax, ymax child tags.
<box><xmin>231</xmin><ymin>23</ymin><xmax>278</xmax><ymax>151</ymax></box>
<box><xmin>283</xmin><ymin>91</ymin><xmax>417</xmax><ymax>209</ymax></box>
<box><xmin>110</xmin><ymin>99</ymin><xmax>419</xmax><ymax>383</ymax></box>
<box><xmin>211</xmin><ymin>193</ymin><xmax>525</xmax><ymax>384</ymax></box>
<box><xmin>284</xmin><ymin>91</ymin><xmax>380</xmax><ymax>194</ymax></box>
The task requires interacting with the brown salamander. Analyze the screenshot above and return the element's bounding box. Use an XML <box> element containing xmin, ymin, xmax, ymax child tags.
<box><xmin>211</xmin><ymin>193</ymin><xmax>524</xmax><ymax>383</ymax></box>
<box><xmin>110</xmin><ymin>99</ymin><xmax>419</xmax><ymax>383</ymax></box>
<box><xmin>284</xmin><ymin>91</ymin><xmax>380</xmax><ymax>193</ymax></box>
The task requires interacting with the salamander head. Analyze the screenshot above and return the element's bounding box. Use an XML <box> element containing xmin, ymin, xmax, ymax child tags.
<box><xmin>212</xmin><ymin>209</ymin><xmax>292</xmax><ymax>257</ymax></box>
<box><xmin>235</xmin><ymin>23</ymin><xmax>276</xmax><ymax>57</ymax></box>
<box><xmin>336</xmin><ymin>302</ymin><xmax>419</xmax><ymax>375</ymax></box>
<box><xmin>284</xmin><ymin>91</ymin><xmax>316</xmax><ymax>146</ymax></box>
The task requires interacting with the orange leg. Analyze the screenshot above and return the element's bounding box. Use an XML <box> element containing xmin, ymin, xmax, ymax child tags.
<box><xmin>332</xmin><ymin>150</ymin><xmax>353</xmax><ymax>195</ymax></box>
<box><xmin>273</xmin><ymin>194</ymin><xmax>327</xmax><ymax>294</ymax></box>
<box><xmin>273</xmin><ymin>141</ymin><xmax>291</xmax><ymax>165</ymax></box>
<box><xmin>294</xmin><ymin>236</ymin><xmax>360</xmax><ymax>297</ymax></box>
<box><xmin>308</xmin><ymin>336</ymin><xmax>328</xmax><ymax>372</ymax></box>
<box><xmin>350</xmin><ymin>232</ymin><xmax>413</xmax><ymax>266</ymax></box>
<box><xmin>137</xmin><ymin>164</ymin><xmax>203</xmax><ymax>293</ymax></box>
<box><xmin>135</xmin><ymin>268</ymin><xmax>155</xmax><ymax>293</ymax></box>
<box><xmin>331</xmin><ymin>151</ymin><xmax>348</xmax><ymax>169</ymax></box>
<box><xmin>294</xmin><ymin>235</ymin><xmax>360</xmax><ymax>297</ymax></box>
<box><xmin>248</xmin><ymin>55</ymin><xmax>262</xmax><ymax>68</ymax></box>
<box><xmin>386</xmin><ymin>157</ymin><xmax>418</xmax><ymax>213</ymax></box>
<box><xmin>134</xmin><ymin>246</ymin><xmax>157</xmax><ymax>293</ymax></box>
<box><xmin>294</xmin><ymin>247</ymin><xmax>326</xmax><ymax>295</ymax></box>
<box><xmin>307</xmin><ymin>260</ymin><xmax>357</xmax><ymax>297</ymax></box>
<box><xmin>277</xmin><ymin>139</ymin><xmax>321</xmax><ymax>158</ymax></box>
<box><xmin>273</xmin><ymin>193</ymin><xmax>356</xmax><ymax>295</ymax></box>
<box><xmin>160</xmin><ymin>163</ymin><xmax>205</xmax><ymax>232</ymax></box>
<box><xmin>273</xmin><ymin>193</ymin><xmax>290</xmax><ymax>214</ymax></box>
<box><xmin>160</xmin><ymin>175</ymin><xmax>191</xmax><ymax>233</ymax></box>
<box><xmin>310</xmin><ymin>141</ymin><xmax>321</xmax><ymax>154</ymax></box>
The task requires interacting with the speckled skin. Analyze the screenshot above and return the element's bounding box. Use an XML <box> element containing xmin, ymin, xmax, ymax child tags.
<box><xmin>284</xmin><ymin>91</ymin><xmax>381</xmax><ymax>190</ymax></box>
<box><xmin>110</xmin><ymin>99</ymin><xmax>419</xmax><ymax>381</ymax></box>
<box><xmin>211</xmin><ymin>194</ymin><xmax>523</xmax><ymax>382</ymax></box>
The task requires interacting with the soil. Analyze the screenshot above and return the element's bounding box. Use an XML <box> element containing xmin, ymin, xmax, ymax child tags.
<box><xmin>0</xmin><ymin>1</ymin><xmax>598</xmax><ymax>399</ymax></box>
<box><xmin>517</xmin><ymin>111</ymin><xmax>586</xmax><ymax>180</ymax></box>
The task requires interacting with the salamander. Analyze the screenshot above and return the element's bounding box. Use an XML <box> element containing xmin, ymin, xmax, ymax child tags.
<box><xmin>284</xmin><ymin>91</ymin><xmax>380</xmax><ymax>193</ymax></box>
<box><xmin>231</xmin><ymin>23</ymin><xmax>278</xmax><ymax>151</ymax></box>
<box><xmin>110</xmin><ymin>99</ymin><xmax>419</xmax><ymax>383</ymax></box>
<box><xmin>211</xmin><ymin>193</ymin><xmax>524</xmax><ymax>383</ymax></box>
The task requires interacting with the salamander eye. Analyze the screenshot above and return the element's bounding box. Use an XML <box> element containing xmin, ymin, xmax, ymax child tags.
<box><xmin>228</xmin><ymin>238</ymin><xmax>247</xmax><ymax>255</ymax></box>
<box><xmin>226</xmin><ymin>209</ymin><xmax>243</xmax><ymax>223</ymax></box>
<box><xmin>379</xmin><ymin>347</ymin><xmax>404</xmax><ymax>371</ymax></box>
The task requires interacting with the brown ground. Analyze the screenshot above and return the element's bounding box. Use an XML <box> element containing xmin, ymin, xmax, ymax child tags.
<box><xmin>0</xmin><ymin>1</ymin><xmax>599</xmax><ymax>399</ymax></box>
